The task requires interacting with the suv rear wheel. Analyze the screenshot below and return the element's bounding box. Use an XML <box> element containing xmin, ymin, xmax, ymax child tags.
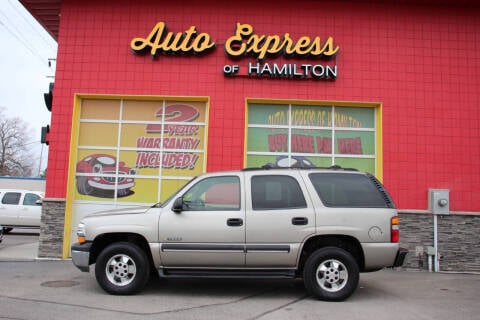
<box><xmin>303</xmin><ymin>247</ymin><xmax>359</xmax><ymax>301</ymax></box>
<box><xmin>95</xmin><ymin>242</ymin><xmax>150</xmax><ymax>295</ymax></box>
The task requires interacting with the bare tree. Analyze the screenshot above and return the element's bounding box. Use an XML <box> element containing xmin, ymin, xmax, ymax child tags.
<box><xmin>0</xmin><ymin>107</ymin><xmax>34</xmax><ymax>176</ymax></box>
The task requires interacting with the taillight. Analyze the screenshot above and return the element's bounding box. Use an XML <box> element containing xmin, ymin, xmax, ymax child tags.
<box><xmin>391</xmin><ymin>216</ymin><xmax>399</xmax><ymax>243</ymax></box>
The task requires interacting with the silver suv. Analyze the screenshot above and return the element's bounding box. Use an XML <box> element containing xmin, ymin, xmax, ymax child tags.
<box><xmin>71</xmin><ymin>167</ymin><xmax>407</xmax><ymax>301</ymax></box>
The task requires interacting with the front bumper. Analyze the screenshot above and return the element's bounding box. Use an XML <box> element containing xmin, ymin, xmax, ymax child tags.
<box><xmin>71</xmin><ymin>242</ymin><xmax>92</xmax><ymax>272</ymax></box>
<box><xmin>393</xmin><ymin>247</ymin><xmax>409</xmax><ymax>267</ymax></box>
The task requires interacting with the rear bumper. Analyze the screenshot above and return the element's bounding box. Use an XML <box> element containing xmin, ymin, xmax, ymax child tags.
<box><xmin>393</xmin><ymin>247</ymin><xmax>409</xmax><ymax>267</ymax></box>
<box><xmin>362</xmin><ymin>243</ymin><xmax>409</xmax><ymax>270</ymax></box>
<box><xmin>71</xmin><ymin>242</ymin><xmax>92</xmax><ymax>272</ymax></box>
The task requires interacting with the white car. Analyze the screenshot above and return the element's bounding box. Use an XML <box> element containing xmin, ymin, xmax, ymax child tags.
<box><xmin>0</xmin><ymin>189</ymin><xmax>44</xmax><ymax>233</ymax></box>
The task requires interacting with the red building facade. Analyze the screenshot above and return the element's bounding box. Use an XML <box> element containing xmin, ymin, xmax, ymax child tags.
<box><xmin>21</xmin><ymin>0</ymin><xmax>480</xmax><ymax>258</ymax></box>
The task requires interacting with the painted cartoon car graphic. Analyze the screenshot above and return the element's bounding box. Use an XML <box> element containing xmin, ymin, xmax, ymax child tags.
<box><xmin>76</xmin><ymin>154</ymin><xmax>137</xmax><ymax>198</ymax></box>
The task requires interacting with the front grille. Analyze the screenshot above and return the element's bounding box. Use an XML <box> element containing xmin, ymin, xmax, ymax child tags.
<box><xmin>102</xmin><ymin>171</ymin><xmax>126</xmax><ymax>183</ymax></box>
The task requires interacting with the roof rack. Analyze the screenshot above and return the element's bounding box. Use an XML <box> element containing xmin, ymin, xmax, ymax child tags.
<box><xmin>326</xmin><ymin>165</ymin><xmax>359</xmax><ymax>171</ymax></box>
<box><xmin>241</xmin><ymin>165</ymin><xmax>359</xmax><ymax>172</ymax></box>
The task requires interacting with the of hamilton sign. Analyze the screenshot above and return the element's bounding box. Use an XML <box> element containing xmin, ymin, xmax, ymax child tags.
<box><xmin>130</xmin><ymin>22</ymin><xmax>339</xmax><ymax>80</ymax></box>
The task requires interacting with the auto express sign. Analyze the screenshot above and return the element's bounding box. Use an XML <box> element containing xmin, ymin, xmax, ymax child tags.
<box><xmin>131</xmin><ymin>22</ymin><xmax>339</xmax><ymax>80</ymax></box>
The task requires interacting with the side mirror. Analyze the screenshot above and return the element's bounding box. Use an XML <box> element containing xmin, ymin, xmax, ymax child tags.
<box><xmin>36</xmin><ymin>200</ymin><xmax>43</xmax><ymax>206</ymax></box>
<box><xmin>172</xmin><ymin>197</ymin><xmax>183</xmax><ymax>213</ymax></box>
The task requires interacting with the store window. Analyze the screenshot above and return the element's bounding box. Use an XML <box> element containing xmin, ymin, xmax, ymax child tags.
<box><xmin>72</xmin><ymin>97</ymin><xmax>208</xmax><ymax>205</ymax></box>
<box><xmin>245</xmin><ymin>101</ymin><xmax>381</xmax><ymax>176</ymax></box>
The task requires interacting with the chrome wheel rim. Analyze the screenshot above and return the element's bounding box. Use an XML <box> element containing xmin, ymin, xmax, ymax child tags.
<box><xmin>316</xmin><ymin>259</ymin><xmax>348</xmax><ymax>292</ymax></box>
<box><xmin>105</xmin><ymin>254</ymin><xmax>137</xmax><ymax>286</ymax></box>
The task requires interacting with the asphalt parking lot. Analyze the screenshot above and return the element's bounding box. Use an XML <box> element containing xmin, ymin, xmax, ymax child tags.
<box><xmin>0</xmin><ymin>231</ymin><xmax>479</xmax><ymax>320</ymax></box>
<box><xmin>0</xmin><ymin>228</ymin><xmax>39</xmax><ymax>261</ymax></box>
<box><xmin>0</xmin><ymin>262</ymin><xmax>479</xmax><ymax>320</ymax></box>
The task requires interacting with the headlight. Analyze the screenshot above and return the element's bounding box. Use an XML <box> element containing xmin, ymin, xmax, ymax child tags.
<box><xmin>77</xmin><ymin>222</ymin><xmax>86</xmax><ymax>243</ymax></box>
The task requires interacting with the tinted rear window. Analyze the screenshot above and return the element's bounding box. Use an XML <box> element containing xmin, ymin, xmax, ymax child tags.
<box><xmin>252</xmin><ymin>175</ymin><xmax>307</xmax><ymax>210</ymax></box>
<box><xmin>309</xmin><ymin>173</ymin><xmax>390</xmax><ymax>208</ymax></box>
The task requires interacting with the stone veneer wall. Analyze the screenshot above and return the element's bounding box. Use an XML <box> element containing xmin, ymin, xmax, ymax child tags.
<box><xmin>38</xmin><ymin>198</ymin><xmax>66</xmax><ymax>258</ymax></box>
<box><xmin>398</xmin><ymin>211</ymin><xmax>480</xmax><ymax>272</ymax></box>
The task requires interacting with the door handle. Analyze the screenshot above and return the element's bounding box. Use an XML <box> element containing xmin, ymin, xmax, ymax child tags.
<box><xmin>292</xmin><ymin>217</ymin><xmax>308</xmax><ymax>225</ymax></box>
<box><xmin>227</xmin><ymin>218</ymin><xmax>243</xmax><ymax>227</ymax></box>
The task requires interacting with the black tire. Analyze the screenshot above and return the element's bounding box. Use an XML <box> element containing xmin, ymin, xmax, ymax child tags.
<box><xmin>303</xmin><ymin>247</ymin><xmax>359</xmax><ymax>301</ymax></box>
<box><xmin>95</xmin><ymin>242</ymin><xmax>150</xmax><ymax>295</ymax></box>
<box><xmin>77</xmin><ymin>176</ymin><xmax>93</xmax><ymax>195</ymax></box>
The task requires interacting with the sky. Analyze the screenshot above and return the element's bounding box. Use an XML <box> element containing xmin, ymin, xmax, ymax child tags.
<box><xmin>0</xmin><ymin>0</ymin><xmax>57</xmax><ymax>176</ymax></box>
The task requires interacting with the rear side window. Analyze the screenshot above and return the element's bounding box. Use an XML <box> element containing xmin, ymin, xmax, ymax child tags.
<box><xmin>2</xmin><ymin>192</ymin><xmax>21</xmax><ymax>205</ymax></box>
<box><xmin>251</xmin><ymin>175</ymin><xmax>307</xmax><ymax>210</ymax></box>
<box><xmin>309</xmin><ymin>173</ymin><xmax>392</xmax><ymax>208</ymax></box>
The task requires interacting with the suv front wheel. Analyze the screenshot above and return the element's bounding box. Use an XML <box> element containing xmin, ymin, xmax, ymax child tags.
<box><xmin>95</xmin><ymin>242</ymin><xmax>150</xmax><ymax>295</ymax></box>
<box><xmin>303</xmin><ymin>247</ymin><xmax>359</xmax><ymax>301</ymax></box>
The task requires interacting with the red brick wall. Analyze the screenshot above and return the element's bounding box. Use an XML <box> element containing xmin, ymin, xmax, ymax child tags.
<box><xmin>49</xmin><ymin>0</ymin><xmax>480</xmax><ymax>211</ymax></box>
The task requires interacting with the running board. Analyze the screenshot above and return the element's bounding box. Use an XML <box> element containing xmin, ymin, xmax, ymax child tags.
<box><xmin>159</xmin><ymin>268</ymin><xmax>296</xmax><ymax>279</ymax></box>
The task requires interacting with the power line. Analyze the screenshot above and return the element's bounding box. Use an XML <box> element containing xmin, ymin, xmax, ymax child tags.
<box><xmin>0</xmin><ymin>18</ymin><xmax>46</xmax><ymax>66</ymax></box>
<box><xmin>23</xmin><ymin>140</ymin><xmax>41</xmax><ymax>147</ymax></box>
<box><xmin>0</xmin><ymin>5</ymin><xmax>29</xmax><ymax>42</ymax></box>
<box><xmin>0</xmin><ymin>3</ymin><xmax>56</xmax><ymax>68</ymax></box>
<box><xmin>7</xmin><ymin>0</ymin><xmax>56</xmax><ymax>51</ymax></box>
